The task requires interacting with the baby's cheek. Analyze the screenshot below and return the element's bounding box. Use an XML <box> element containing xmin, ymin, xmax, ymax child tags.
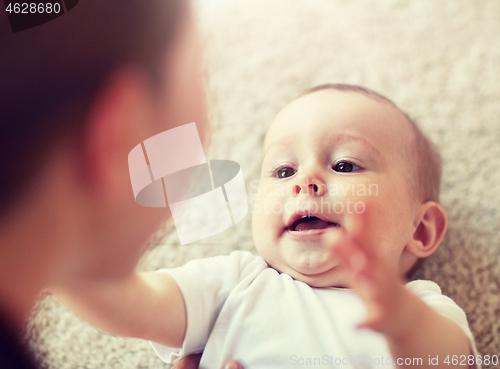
<box><xmin>328</xmin><ymin>176</ymin><xmax>378</xmax><ymax>207</ymax></box>
<box><xmin>348</xmin><ymin>193</ymin><xmax>409</xmax><ymax>250</ymax></box>
<box><xmin>332</xmin><ymin>186</ymin><xmax>375</xmax><ymax>220</ymax></box>
<box><xmin>252</xmin><ymin>189</ymin><xmax>282</xmax><ymax>232</ymax></box>
<box><xmin>262</xmin><ymin>183</ymin><xmax>291</xmax><ymax>215</ymax></box>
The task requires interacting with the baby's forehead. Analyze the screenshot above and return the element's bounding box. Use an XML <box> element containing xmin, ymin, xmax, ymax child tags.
<box><xmin>264</xmin><ymin>89</ymin><xmax>414</xmax><ymax>154</ymax></box>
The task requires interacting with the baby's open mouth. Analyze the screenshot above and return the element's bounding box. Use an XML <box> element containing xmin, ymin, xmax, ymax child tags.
<box><xmin>288</xmin><ymin>215</ymin><xmax>339</xmax><ymax>232</ymax></box>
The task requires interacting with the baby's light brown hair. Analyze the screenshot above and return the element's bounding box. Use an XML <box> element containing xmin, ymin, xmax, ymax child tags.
<box><xmin>299</xmin><ymin>84</ymin><xmax>442</xmax><ymax>204</ymax></box>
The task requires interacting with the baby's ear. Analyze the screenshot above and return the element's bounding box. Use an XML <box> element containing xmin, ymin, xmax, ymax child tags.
<box><xmin>406</xmin><ymin>202</ymin><xmax>448</xmax><ymax>258</ymax></box>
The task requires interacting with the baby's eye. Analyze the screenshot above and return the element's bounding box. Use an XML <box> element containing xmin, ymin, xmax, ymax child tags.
<box><xmin>332</xmin><ymin>161</ymin><xmax>362</xmax><ymax>173</ymax></box>
<box><xmin>275</xmin><ymin>166</ymin><xmax>297</xmax><ymax>178</ymax></box>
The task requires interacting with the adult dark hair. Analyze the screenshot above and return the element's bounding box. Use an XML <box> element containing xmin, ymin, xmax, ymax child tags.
<box><xmin>0</xmin><ymin>2</ymin><xmax>186</xmax><ymax>368</ymax></box>
<box><xmin>0</xmin><ymin>0</ymin><xmax>185</xmax><ymax>217</ymax></box>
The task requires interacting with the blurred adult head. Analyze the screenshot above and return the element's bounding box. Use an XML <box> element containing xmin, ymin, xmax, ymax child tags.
<box><xmin>0</xmin><ymin>0</ymin><xmax>207</xmax><ymax>324</ymax></box>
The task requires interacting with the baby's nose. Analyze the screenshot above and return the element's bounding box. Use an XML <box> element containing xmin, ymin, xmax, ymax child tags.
<box><xmin>293</xmin><ymin>179</ymin><xmax>326</xmax><ymax>196</ymax></box>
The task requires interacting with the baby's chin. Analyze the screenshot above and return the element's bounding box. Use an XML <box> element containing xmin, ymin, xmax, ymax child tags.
<box><xmin>292</xmin><ymin>270</ymin><xmax>351</xmax><ymax>288</ymax></box>
<box><xmin>256</xmin><ymin>239</ymin><xmax>351</xmax><ymax>288</ymax></box>
<box><xmin>269</xmin><ymin>259</ymin><xmax>350</xmax><ymax>288</ymax></box>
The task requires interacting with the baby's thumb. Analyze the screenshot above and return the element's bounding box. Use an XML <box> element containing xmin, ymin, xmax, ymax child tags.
<box><xmin>322</xmin><ymin>227</ymin><xmax>347</xmax><ymax>250</ymax></box>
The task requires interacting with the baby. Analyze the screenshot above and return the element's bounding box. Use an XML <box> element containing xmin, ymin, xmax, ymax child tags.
<box><xmin>56</xmin><ymin>84</ymin><xmax>478</xmax><ymax>368</ymax></box>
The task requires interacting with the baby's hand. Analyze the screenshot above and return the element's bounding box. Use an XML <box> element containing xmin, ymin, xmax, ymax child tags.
<box><xmin>325</xmin><ymin>220</ymin><xmax>472</xmax><ymax>369</ymax></box>
<box><xmin>324</xmin><ymin>223</ymin><xmax>412</xmax><ymax>338</ymax></box>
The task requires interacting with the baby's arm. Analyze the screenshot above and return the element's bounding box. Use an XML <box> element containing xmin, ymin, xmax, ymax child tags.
<box><xmin>51</xmin><ymin>272</ymin><xmax>186</xmax><ymax>347</ymax></box>
<box><xmin>328</xmin><ymin>233</ymin><xmax>471</xmax><ymax>368</ymax></box>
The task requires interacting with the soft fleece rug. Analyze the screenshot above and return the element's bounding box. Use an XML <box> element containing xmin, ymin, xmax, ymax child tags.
<box><xmin>28</xmin><ymin>1</ymin><xmax>500</xmax><ymax>368</ymax></box>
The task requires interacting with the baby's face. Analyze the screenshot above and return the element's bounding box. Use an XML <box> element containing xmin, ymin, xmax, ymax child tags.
<box><xmin>252</xmin><ymin>89</ymin><xmax>419</xmax><ymax>288</ymax></box>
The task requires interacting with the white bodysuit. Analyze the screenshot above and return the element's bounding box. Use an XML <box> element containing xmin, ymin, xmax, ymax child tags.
<box><xmin>150</xmin><ymin>251</ymin><xmax>477</xmax><ymax>369</ymax></box>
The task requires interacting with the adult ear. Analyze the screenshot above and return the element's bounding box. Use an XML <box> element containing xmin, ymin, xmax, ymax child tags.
<box><xmin>79</xmin><ymin>68</ymin><xmax>155</xmax><ymax>201</ymax></box>
<box><xmin>405</xmin><ymin>201</ymin><xmax>448</xmax><ymax>258</ymax></box>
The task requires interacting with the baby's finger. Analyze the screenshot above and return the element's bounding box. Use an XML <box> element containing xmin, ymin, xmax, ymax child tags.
<box><xmin>321</xmin><ymin>226</ymin><xmax>346</xmax><ymax>249</ymax></box>
<box><xmin>322</xmin><ymin>230</ymin><xmax>367</xmax><ymax>274</ymax></box>
<box><xmin>344</xmin><ymin>209</ymin><xmax>381</xmax><ymax>262</ymax></box>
